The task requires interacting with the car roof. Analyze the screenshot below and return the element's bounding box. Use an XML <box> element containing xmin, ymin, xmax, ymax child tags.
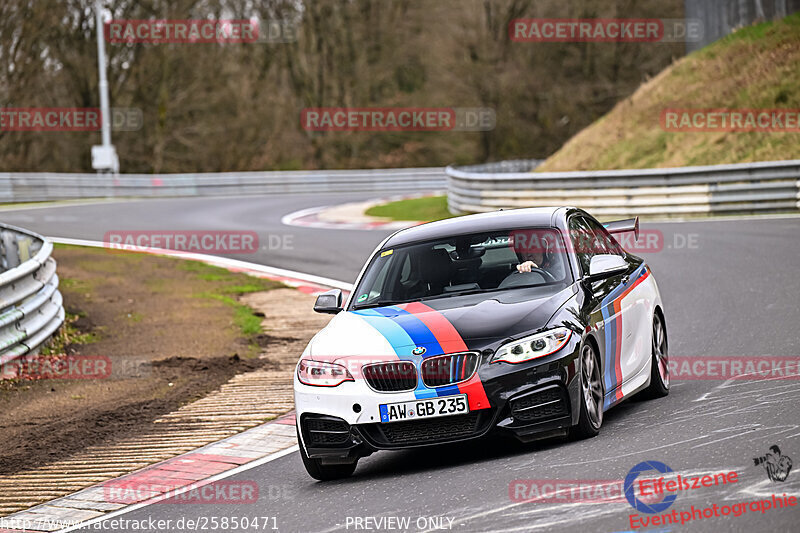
<box><xmin>383</xmin><ymin>207</ymin><xmax>568</xmax><ymax>248</ymax></box>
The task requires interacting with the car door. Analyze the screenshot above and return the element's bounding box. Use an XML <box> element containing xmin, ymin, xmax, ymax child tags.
<box><xmin>569</xmin><ymin>214</ymin><xmax>641</xmax><ymax>409</ymax></box>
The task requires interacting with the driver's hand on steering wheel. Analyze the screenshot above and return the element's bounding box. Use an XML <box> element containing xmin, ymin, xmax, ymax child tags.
<box><xmin>516</xmin><ymin>260</ymin><xmax>539</xmax><ymax>273</ymax></box>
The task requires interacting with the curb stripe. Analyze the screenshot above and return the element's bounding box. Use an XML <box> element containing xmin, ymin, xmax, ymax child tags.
<box><xmin>56</xmin><ymin>444</ymin><xmax>299</xmax><ymax>533</ymax></box>
<box><xmin>0</xmin><ymin>238</ymin><xmax>331</xmax><ymax>531</ymax></box>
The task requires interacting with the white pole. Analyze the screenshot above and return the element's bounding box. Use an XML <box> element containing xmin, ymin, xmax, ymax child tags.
<box><xmin>95</xmin><ymin>0</ymin><xmax>111</xmax><ymax>149</ymax></box>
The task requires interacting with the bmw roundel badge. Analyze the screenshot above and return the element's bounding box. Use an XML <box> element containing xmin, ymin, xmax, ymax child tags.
<box><xmin>412</xmin><ymin>346</ymin><xmax>426</xmax><ymax>356</ymax></box>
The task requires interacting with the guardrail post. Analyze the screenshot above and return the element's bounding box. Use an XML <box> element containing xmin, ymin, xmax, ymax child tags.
<box><xmin>1</xmin><ymin>230</ymin><xmax>20</xmax><ymax>270</ymax></box>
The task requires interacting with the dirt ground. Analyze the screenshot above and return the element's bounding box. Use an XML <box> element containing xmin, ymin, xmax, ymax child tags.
<box><xmin>0</xmin><ymin>246</ymin><xmax>283</xmax><ymax>475</ymax></box>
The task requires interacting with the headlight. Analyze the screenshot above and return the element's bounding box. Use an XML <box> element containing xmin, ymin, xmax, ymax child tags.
<box><xmin>297</xmin><ymin>359</ymin><xmax>354</xmax><ymax>387</ymax></box>
<box><xmin>491</xmin><ymin>327</ymin><xmax>573</xmax><ymax>364</ymax></box>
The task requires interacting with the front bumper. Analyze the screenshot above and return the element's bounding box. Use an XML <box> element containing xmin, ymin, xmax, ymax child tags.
<box><xmin>295</xmin><ymin>341</ymin><xmax>582</xmax><ymax>459</ymax></box>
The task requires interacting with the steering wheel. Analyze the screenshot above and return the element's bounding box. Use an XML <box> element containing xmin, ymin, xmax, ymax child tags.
<box><xmin>499</xmin><ymin>268</ymin><xmax>555</xmax><ymax>289</ymax></box>
<box><xmin>509</xmin><ymin>262</ymin><xmax>557</xmax><ymax>281</ymax></box>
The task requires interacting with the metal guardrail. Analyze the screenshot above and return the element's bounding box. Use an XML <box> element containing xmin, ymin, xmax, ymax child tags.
<box><xmin>451</xmin><ymin>159</ymin><xmax>544</xmax><ymax>174</ymax></box>
<box><xmin>0</xmin><ymin>224</ymin><xmax>64</xmax><ymax>365</ymax></box>
<box><xmin>0</xmin><ymin>168</ymin><xmax>446</xmax><ymax>202</ymax></box>
<box><xmin>445</xmin><ymin>159</ymin><xmax>800</xmax><ymax>217</ymax></box>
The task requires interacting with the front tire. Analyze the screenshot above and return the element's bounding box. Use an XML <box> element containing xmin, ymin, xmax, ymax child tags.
<box><xmin>297</xmin><ymin>426</ymin><xmax>358</xmax><ymax>481</ymax></box>
<box><xmin>640</xmin><ymin>313</ymin><xmax>669</xmax><ymax>400</ymax></box>
<box><xmin>571</xmin><ymin>342</ymin><xmax>603</xmax><ymax>439</ymax></box>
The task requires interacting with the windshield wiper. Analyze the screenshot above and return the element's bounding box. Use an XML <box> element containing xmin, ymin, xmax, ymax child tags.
<box><xmin>433</xmin><ymin>289</ymin><xmax>490</xmax><ymax>298</ymax></box>
<box><xmin>427</xmin><ymin>284</ymin><xmax>549</xmax><ymax>300</ymax></box>
<box><xmin>354</xmin><ymin>283</ymin><xmax>553</xmax><ymax>309</ymax></box>
<box><xmin>352</xmin><ymin>298</ymin><xmax>420</xmax><ymax>310</ymax></box>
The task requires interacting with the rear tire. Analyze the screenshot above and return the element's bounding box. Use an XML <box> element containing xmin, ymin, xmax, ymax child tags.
<box><xmin>297</xmin><ymin>426</ymin><xmax>358</xmax><ymax>481</ymax></box>
<box><xmin>571</xmin><ymin>342</ymin><xmax>603</xmax><ymax>440</ymax></box>
<box><xmin>640</xmin><ymin>313</ymin><xmax>670</xmax><ymax>400</ymax></box>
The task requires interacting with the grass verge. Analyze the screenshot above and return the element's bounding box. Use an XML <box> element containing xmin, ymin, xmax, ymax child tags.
<box><xmin>179</xmin><ymin>260</ymin><xmax>282</xmax><ymax>353</ymax></box>
<box><xmin>0</xmin><ymin>245</ymin><xmax>283</xmax><ymax>476</ymax></box>
<box><xmin>365</xmin><ymin>195</ymin><xmax>458</xmax><ymax>222</ymax></box>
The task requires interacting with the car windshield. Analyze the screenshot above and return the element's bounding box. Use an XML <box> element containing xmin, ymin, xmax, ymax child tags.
<box><xmin>351</xmin><ymin>228</ymin><xmax>573</xmax><ymax>309</ymax></box>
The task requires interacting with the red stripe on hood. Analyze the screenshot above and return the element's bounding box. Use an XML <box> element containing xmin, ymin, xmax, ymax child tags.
<box><xmin>400</xmin><ymin>301</ymin><xmax>491</xmax><ymax>410</ymax></box>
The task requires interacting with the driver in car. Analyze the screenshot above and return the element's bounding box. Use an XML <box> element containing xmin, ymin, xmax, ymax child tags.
<box><xmin>509</xmin><ymin>231</ymin><xmax>564</xmax><ymax>282</ymax></box>
<box><xmin>516</xmin><ymin>249</ymin><xmax>551</xmax><ymax>273</ymax></box>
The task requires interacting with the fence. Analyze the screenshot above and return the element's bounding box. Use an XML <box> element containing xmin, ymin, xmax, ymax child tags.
<box><xmin>0</xmin><ymin>224</ymin><xmax>64</xmax><ymax>365</ymax></box>
<box><xmin>0</xmin><ymin>168</ymin><xmax>446</xmax><ymax>203</ymax></box>
<box><xmin>445</xmin><ymin>159</ymin><xmax>800</xmax><ymax>217</ymax></box>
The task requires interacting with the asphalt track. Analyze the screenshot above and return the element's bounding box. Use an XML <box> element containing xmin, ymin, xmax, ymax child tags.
<box><xmin>1</xmin><ymin>195</ymin><xmax>799</xmax><ymax>532</ymax></box>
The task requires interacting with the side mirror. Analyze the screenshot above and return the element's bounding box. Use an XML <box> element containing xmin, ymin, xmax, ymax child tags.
<box><xmin>587</xmin><ymin>254</ymin><xmax>628</xmax><ymax>281</ymax></box>
<box><xmin>314</xmin><ymin>289</ymin><xmax>343</xmax><ymax>314</ymax></box>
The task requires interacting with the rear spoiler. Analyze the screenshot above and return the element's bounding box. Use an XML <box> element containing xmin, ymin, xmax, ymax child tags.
<box><xmin>603</xmin><ymin>216</ymin><xmax>639</xmax><ymax>241</ymax></box>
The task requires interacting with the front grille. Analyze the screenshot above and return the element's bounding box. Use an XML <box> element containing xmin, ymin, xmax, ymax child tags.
<box><xmin>363</xmin><ymin>361</ymin><xmax>417</xmax><ymax>392</ymax></box>
<box><xmin>510</xmin><ymin>386</ymin><xmax>568</xmax><ymax>423</ymax></box>
<box><xmin>379</xmin><ymin>413</ymin><xmax>481</xmax><ymax>445</ymax></box>
<box><xmin>421</xmin><ymin>352</ymin><xmax>479</xmax><ymax>387</ymax></box>
<box><xmin>303</xmin><ymin>416</ymin><xmax>351</xmax><ymax>446</ymax></box>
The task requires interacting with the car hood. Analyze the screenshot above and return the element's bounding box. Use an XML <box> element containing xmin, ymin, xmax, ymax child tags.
<box><xmin>307</xmin><ymin>285</ymin><xmax>576</xmax><ymax>361</ymax></box>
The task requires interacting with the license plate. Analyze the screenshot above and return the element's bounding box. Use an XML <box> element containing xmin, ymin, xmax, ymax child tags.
<box><xmin>379</xmin><ymin>394</ymin><xmax>469</xmax><ymax>423</ymax></box>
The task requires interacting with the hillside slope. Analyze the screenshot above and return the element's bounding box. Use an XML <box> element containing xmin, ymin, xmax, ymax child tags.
<box><xmin>537</xmin><ymin>13</ymin><xmax>800</xmax><ymax>171</ymax></box>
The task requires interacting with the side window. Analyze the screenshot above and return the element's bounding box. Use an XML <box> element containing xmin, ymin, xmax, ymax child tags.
<box><xmin>584</xmin><ymin>217</ymin><xmax>625</xmax><ymax>257</ymax></box>
<box><xmin>569</xmin><ymin>215</ymin><xmax>616</xmax><ymax>275</ymax></box>
<box><xmin>568</xmin><ymin>216</ymin><xmax>595</xmax><ymax>275</ymax></box>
